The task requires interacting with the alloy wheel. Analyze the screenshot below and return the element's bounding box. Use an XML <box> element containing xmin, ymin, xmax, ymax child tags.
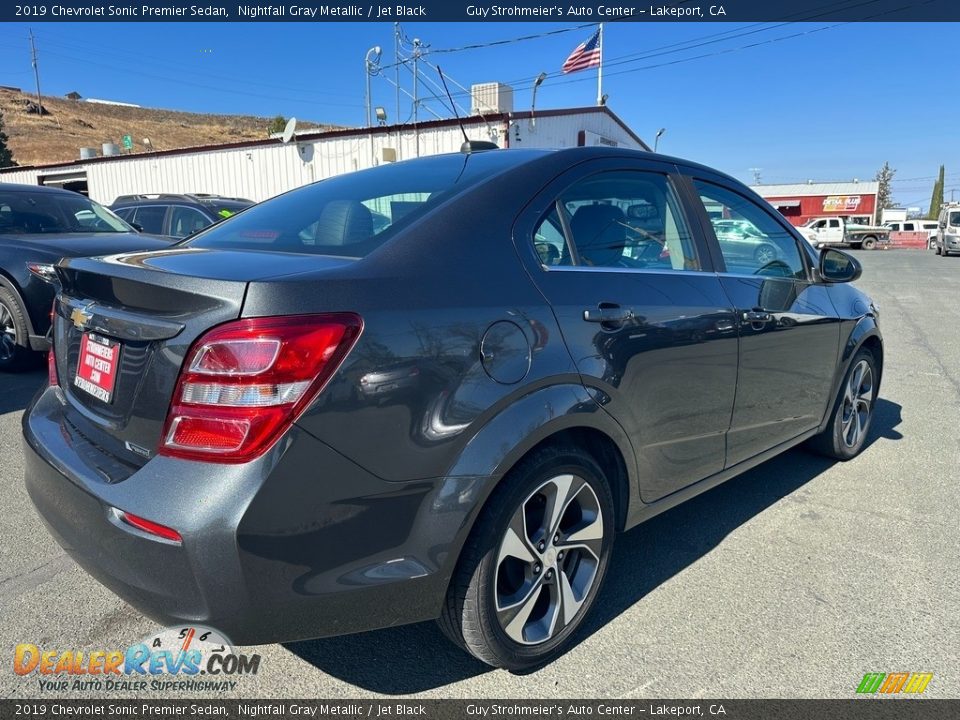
<box><xmin>0</xmin><ymin>302</ymin><xmax>17</xmax><ymax>363</ymax></box>
<box><xmin>494</xmin><ymin>474</ymin><xmax>603</xmax><ymax>646</ymax></box>
<box><xmin>755</xmin><ymin>245</ymin><xmax>776</xmax><ymax>265</ymax></box>
<box><xmin>841</xmin><ymin>359</ymin><xmax>873</xmax><ymax>448</ymax></box>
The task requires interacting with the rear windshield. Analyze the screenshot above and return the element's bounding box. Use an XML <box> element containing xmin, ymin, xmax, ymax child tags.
<box><xmin>0</xmin><ymin>190</ymin><xmax>131</xmax><ymax>234</ymax></box>
<box><xmin>184</xmin><ymin>152</ymin><xmax>527</xmax><ymax>257</ymax></box>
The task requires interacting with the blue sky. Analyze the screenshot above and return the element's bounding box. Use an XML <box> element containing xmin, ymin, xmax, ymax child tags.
<box><xmin>0</xmin><ymin>21</ymin><xmax>956</xmax><ymax>208</ymax></box>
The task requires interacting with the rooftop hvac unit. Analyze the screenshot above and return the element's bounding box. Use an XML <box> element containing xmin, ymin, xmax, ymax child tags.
<box><xmin>471</xmin><ymin>83</ymin><xmax>513</xmax><ymax>116</ymax></box>
<box><xmin>79</xmin><ymin>147</ymin><xmax>98</xmax><ymax>159</ymax></box>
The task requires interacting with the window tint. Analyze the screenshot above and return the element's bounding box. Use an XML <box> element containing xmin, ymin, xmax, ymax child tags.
<box><xmin>903</xmin><ymin>222</ymin><xmax>915</xmax><ymax>231</ymax></box>
<box><xmin>132</xmin><ymin>206</ymin><xmax>167</xmax><ymax>235</ymax></box>
<box><xmin>694</xmin><ymin>180</ymin><xmax>806</xmax><ymax>278</ymax></box>
<box><xmin>169</xmin><ymin>206</ymin><xmax>210</xmax><ymax>238</ymax></box>
<box><xmin>829</xmin><ymin>219</ymin><xmax>841</xmax><ymax>228</ymax></box>
<box><xmin>186</xmin><ymin>152</ymin><xmax>520</xmax><ymax>258</ymax></box>
<box><xmin>533</xmin><ymin>205</ymin><xmax>568</xmax><ymax>266</ymax></box>
<box><xmin>534</xmin><ymin>171</ymin><xmax>699</xmax><ymax>271</ymax></box>
<box><xmin>113</xmin><ymin>208</ymin><xmax>134</xmax><ymax>221</ymax></box>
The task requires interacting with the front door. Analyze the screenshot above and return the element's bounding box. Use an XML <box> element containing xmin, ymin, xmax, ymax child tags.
<box><xmin>516</xmin><ymin>160</ymin><xmax>739</xmax><ymax>503</ymax></box>
<box><xmin>689</xmin><ymin>178</ymin><xmax>842</xmax><ymax>467</ymax></box>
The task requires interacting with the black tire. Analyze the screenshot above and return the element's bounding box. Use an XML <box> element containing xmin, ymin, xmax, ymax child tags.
<box><xmin>862</xmin><ymin>236</ymin><xmax>877</xmax><ymax>250</ymax></box>
<box><xmin>0</xmin><ymin>287</ymin><xmax>34</xmax><ymax>373</ymax></box>
<box><xmin>936</xmin><ymin>244</ymin><xmax>943</xmax><ymax>255</ymax></box>
<box><xmin>438</xmin><ymin>444</ymin><xmax>615</xmax><ymax>670</ymax></box>
<box><xmin>808</xmin><ymin>347</ymin><xmax>879</xmax><ymax>460</ymax></box>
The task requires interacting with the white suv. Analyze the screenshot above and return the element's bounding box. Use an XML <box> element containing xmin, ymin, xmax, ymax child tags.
<box><xmin>935</xmin><ymin>204</ymin><xmax>960</xmax><ymax>257</ymax></box>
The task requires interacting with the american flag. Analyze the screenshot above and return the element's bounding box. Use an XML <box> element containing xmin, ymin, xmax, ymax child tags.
<box><xmin>562</xmin><ymin>28</ymin><xmax>602</xmax><ymax>74</ymax></box>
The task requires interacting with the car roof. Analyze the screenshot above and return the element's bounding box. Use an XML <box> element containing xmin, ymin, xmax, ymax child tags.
<box><xmin>0</xmin><ymin>182</ymin><xmax>82</xmax><ymax>196</ymax></box>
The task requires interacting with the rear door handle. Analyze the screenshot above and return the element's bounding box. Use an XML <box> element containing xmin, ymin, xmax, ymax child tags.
<box><xmin>742</xmin><ymin>310</ymin><xmax>774</xmax><ymax>324</ymax></box>
<box><xmin>583</xmin><ymin>303</ymin><xmax>634</xmax><ymax>325</ymax></box>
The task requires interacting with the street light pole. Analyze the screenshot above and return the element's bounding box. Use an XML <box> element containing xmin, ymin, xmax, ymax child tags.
<box><xmin>654</xmin><ymin>127</ymin><xmax>666</xmax><ymax>153</ymax></box>
<box><xmin>364</xmin><ymin>46</ymin><xmax>382</xmax><ymax>127</ymax></box>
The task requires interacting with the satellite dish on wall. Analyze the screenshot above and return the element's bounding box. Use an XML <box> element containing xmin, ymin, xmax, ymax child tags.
<box><xmin>281</xmin><ymin>117</ymin><xmax>298</xmax><ymax>144</ymax></box>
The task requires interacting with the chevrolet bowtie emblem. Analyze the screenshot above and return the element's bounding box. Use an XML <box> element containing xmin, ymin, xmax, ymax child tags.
<box><xmin>70</xmin><ymin>306</ymin><xmax>93</xmax><ymax>330</ymax></box>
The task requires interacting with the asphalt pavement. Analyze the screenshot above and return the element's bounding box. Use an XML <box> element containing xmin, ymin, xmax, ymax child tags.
<box><xmin>1</xmin><ymin>249</ymin><xmax>957</xmax><ymax>699</ymax></box>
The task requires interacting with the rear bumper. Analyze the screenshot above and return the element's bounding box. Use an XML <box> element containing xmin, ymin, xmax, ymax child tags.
<box><xmin>23</xmin><ymin>387</ymin><xmax>483</xmax><ymax>644</ymax></box>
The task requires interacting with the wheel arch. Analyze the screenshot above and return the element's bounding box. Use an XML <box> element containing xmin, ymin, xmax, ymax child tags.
<box><xmin>0</xmin><ymin>270</ymin><xmax>37</xmax><ymax>337</ymax></box>
<box><xmin>820</xmin><ymin>316</ymin><xmax>883</xmax><ymax>433</ymax></box>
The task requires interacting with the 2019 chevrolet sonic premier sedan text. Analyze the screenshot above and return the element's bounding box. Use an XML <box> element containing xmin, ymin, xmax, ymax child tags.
<box><xmin>23</xmin><ymin>147</ymin><xmax>882</xmax><ymax>670</ymax></box>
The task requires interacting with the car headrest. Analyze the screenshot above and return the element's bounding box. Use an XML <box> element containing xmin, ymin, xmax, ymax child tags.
<box><xmin>570</xmin><ymin>204</ymin><xmax>627</xmax><ymax>267</ymax></box>
<box><xmin>314</xmin><ymin>200</ymin><xmax>374</xmax><ymax>246</ymax></box>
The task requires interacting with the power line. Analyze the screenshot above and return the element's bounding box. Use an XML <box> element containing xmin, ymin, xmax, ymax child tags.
<box><xmin>30</xmin><ymin>32</ymin><xmax>364</xmax><ymax>105</ymax></box>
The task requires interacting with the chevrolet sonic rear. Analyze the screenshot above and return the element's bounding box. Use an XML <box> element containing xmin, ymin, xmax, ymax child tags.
<box><xmin>24</xmin><ymin>148</ymin><xmax>882</xmax><ymax>670</ymax></box>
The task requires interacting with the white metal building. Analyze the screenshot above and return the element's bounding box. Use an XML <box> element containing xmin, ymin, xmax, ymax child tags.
<box><xmin>0</xmin><ymin>106</ymin><xmax>647</xmax><ymax>205</ymax></box>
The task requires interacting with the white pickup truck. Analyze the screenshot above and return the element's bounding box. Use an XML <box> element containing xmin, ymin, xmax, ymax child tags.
<box><xmin>796</xmin><ymin>217</ymin><xmax>891</xmax><ymax>250</ymax></box>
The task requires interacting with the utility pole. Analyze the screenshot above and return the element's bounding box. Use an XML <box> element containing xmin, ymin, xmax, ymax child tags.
<box><xmin>394</xmin><ymin>23</ymin><xmax>401</xmax><ymax>128</ymax></box>
<box><xmin>749</xmin><ymin>167</ymin><xmax>763</xmax><ymax>184</ymax></box>
<box><xmin>28</xmin><ymin>29</ymin><xmax>43</xmax><ymax>115</ymax></box>
<box><xmin>412</xmin><ymin>37</ymin><xmax>422</xmax><ymax>157</ymax></box>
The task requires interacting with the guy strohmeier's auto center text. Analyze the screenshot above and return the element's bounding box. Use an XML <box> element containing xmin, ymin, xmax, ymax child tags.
<box><xmin>15</xmin><ymin>3</ymin><xmax>726</xmax><ymax>19</ymax></box>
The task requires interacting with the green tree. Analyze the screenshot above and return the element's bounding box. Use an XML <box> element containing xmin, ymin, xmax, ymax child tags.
<box><xmin>0</xmin><ymin>110</ymin><xmax>16</xmax><ymax>169</ymax></box>
<box><xmin>268</xmin><ymin>115</ymin><xmax>287</xmax><ymax>135</ymax></box>
<box><xmin>874</xmin><ymin>161</ymin><xmax>895</xmax><ymax>214</ymax></box>
<box><xmin>928</xmin><ymin>165</ymin><xmax>945</xmax><ymax>219</ymax></box>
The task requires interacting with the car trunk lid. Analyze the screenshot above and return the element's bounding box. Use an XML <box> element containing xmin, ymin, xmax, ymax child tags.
<box><xmin>52</xmin><ymin>248</ymin><xmax>352</xmax><ymax>470</ymax></box>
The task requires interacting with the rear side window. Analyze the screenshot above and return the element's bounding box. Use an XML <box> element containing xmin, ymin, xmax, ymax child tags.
<box><xmin>169</xmin><ymin>206</ymin><xmax>210</xmax><ymax>238</ymax></box>
<box><xmin>186</xmin><ymin>152</ymin><xmax>521</xmax><ymax>258</ymax></box>
<box><xmin>533</xmin><ymin>170</ymin><xmax>700</xmax><ymax>271</ymax></box>
<box><xmin>694</xmin><ymin>180</ymin><xmax>806</xmax><ymax>278</ymax></box>
<box><xmin>132</xmin><ymin>206</ymin><xmax>167</xmax><ymax>235</ymax></box>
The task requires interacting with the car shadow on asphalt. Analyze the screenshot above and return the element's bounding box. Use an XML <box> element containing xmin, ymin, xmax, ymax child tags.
<box><xmin>284</xmin><ymin>398</ymin><xmax>903</xmax><ymax>693</ymax></box>
<box><xmin>0</xmin><ymin>369</ymin><xmax>45</xmax><ymax>416</ymax></box>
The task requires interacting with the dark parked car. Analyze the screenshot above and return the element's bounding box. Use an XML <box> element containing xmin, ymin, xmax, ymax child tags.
<box><xmin>23</xmin><ymin>148</ymin><xmax>882</xmax><ymax>670</ymax></box>
<box><xmin>110</xmin><ymin>193</ymin><xmax>253</xmax><ymax>239</ymax></box>
<box><xmin>0</xmin><ymin>183</ymin><xmax>173</xmax><ymax>372</ymax></box>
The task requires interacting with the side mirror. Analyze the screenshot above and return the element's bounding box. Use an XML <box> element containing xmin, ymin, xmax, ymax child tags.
<box><xmin>131</xmin><ymin>223</ymin><xmax>144</xmax><ymax>232</ymax></box>
<box><xmin>940</xmin><ymin>222</ymin><xmax>947</xmax><ymax>229</ymax></box>
<box><xmin>819</xmin><ymin>248</ymin><xmax>862</xmax><ymax>283</ymax></box>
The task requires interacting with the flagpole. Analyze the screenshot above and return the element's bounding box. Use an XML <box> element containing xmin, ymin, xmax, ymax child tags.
<box><xmin>596</xmin><ymin>23</ymin><xmax>604</xmax><ymax>106</ymax></box>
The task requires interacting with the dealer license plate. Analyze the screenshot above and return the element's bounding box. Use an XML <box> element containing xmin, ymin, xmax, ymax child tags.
<box><xmin>73</xmin><ymin>333</ymin><xmax>120</xmax><ymax>404</ymax></box>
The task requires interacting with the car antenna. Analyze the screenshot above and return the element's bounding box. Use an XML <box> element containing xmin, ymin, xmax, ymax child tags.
<box><xmin>436</xmin><ymin>65</ymin><xmax>498</xmax><ymax>154</ymax></box>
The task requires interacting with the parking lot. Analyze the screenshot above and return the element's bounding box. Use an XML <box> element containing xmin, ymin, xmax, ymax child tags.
<box><xmin>1</xmin><ymin>249</ymin><xmax>957</xmax><ymax>699</ymax></box>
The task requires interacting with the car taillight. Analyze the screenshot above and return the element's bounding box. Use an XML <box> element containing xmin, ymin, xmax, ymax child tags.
<box><xmin>159</xmin><ymin>314</ymin><xmax>362</xmax><ymax>463</ymax></box>
<box><xmin>47</xmin><ymin>350</ymin><xmax>58</xmax><ymax>387</ymax></box>
<box><xmin>47</xmin><ymin>300</ymin><xmax>58</xmax><ymax>387</ymax></box>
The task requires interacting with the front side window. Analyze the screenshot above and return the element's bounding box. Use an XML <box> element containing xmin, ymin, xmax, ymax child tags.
<box><xmin>533</xmin><ymin>171</ymin><xmax>699</xmax><ymax>271</ymax></box>
<box><xmin>949</xmin><ymin>211</ymin><xmax>960</xmax><ymax>227</ymax></box>
<box><xmin>694</xmin><ymin>180</ymin><xmax>806</xmax><ymax>278</ymax></box>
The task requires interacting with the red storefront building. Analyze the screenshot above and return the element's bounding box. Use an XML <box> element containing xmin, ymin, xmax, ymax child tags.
<box><xmin>749</xmin><ymin>181</ymin><xmax>880</xmax><ymax>227</ymax></box>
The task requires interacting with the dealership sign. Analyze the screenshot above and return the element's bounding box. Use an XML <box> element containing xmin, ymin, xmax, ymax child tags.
<box><xmin>823</xmin><ymin>195</ymin><xmax>862</xmax><ymax>212</ymax></box>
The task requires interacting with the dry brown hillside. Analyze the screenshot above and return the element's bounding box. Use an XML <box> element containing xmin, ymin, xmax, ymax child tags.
<box><xmin>0</xmin><ymin>88</ymin><xmax>337</xmax><ymax>167</ymax></box>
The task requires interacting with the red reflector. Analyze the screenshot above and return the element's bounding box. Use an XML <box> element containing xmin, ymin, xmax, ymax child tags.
<box><xmin>48</xmin><ymin>350</ymin><xmax>58</xmax><ymax>387</ymax></box>
<box><xmin>119</xmin><ymin>511</ymin><xmax>182</xmax><ymax>543</ymax></box>
<box><xmin>166</xmin><ymin>415</ymin><xmax>250</xmax><ymax>452</ymax></box>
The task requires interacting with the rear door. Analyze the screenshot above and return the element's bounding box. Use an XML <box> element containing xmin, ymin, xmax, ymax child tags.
<box><xmin>685</xmin><ymin>175</ymin><xmax>841</xmax><ymax>467</ymax></box>
<box><xmin>514</xmin><ymin>158</ymin><xmax>739</xmax><ymax>503</ymax></box>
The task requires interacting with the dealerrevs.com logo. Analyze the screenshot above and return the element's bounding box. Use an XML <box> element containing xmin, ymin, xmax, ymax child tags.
<box><xmin>14</xmin><ymin>625</ymin><xmax>260</xmax><ymax>693</ymax></box>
